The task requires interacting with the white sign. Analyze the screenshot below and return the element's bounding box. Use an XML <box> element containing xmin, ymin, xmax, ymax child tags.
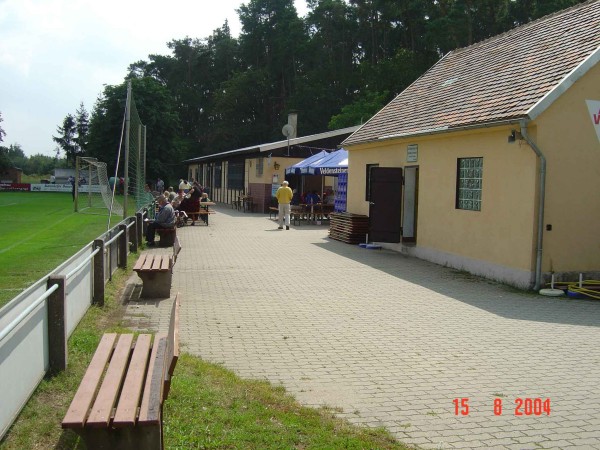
<box><xmin>30</xmin><ymin>184</ymin><xmax>102</xmax><ymax>193</ymax></box>
<box><xmin>407</xmin><ymin>144</ymin><xmax>418</xmax><ymax>163</ymax></box>
<box><xmin>586</xmin><ymin>99</ymin><xmax>600</xmax><ymax>143</ymax></box>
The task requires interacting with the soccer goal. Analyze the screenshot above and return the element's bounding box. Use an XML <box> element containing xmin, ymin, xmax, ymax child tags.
<box><xmin>74</xmin><ymin>157</ymin><xmax>124</xmax><ymax>216</ymax></box>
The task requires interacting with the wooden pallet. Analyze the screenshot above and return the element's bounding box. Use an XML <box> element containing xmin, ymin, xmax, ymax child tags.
<box><xmin>329</xmin><ymin>212</ymin><xmax>369</xmax><ymax>244</ymax></box>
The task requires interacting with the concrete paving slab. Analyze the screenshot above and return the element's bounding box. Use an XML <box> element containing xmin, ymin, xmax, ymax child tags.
<box><xmin>124</xmin><ymin>205</ymin><xmax>600</xmax><ymax>449</ymax></box>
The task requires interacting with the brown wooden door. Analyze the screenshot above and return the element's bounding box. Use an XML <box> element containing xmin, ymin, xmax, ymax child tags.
<box><xmin>368</xmin><ymin>167</ymin><xmax>403</xmax><ymax>242</ymax></box>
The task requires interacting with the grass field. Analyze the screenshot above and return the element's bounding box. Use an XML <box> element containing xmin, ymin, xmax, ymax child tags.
<box><xmin>0</xmin><ymin>192</ymin><xmax>126</xmax><ymax>308</ymax></box>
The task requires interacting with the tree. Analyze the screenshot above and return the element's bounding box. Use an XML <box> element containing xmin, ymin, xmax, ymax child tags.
<box><xmin>1</xmin><ymin>144</ymin><xmax>26</xmax><ymax>173</ymax></box>
<box><xmin>328</xmin><ymin>90</ymin><xmax>388</xmax><ymax>129</ymax></box>
<box><xmin>0</xmin><ymin>147</ymin><xmax>11</xmax><ymax>172</ymax></box>
<box><xmin>87</xmin><ymin>77</ymin><xmax>183</xmax><ymax>183</ymax></box>
<box><xmin>53</xmin><ymin>114</ymin><xmax>78</xmax><ymax>167</ymax></box>
<box><xmin>0</xmin><ymin>111</ymin><xmax>6</xmax><ymax>143</ymax></box>
<box><xmin>74</xmin><ymin>102</ymin><xmax>90</xmax><ymax>156</ymax></box>
<box><xmin>237</xmin><ymin>0</ymin><xmax>309</xmax><ymax>133</ymax></box>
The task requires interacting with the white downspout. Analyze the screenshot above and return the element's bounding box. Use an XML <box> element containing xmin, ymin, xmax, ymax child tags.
<box><xmin>520</xmin><ymin>119</ymin><xmax>546</xmax><ymax>290</ymax></box>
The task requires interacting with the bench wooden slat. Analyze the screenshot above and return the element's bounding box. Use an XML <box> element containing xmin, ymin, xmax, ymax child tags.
<box><xmin>133</xmin><ymin>254</ymin><xmax>148</xmax><ymax>272</ymax></box>
<box><xmin>62</xmin><ymin>333</ymin><xmax>118</xmax><ymax>429</ymax></box>
<box><xmin>161</xmin><ymin>256</ymin><xmax>171</xmax><ymax>271</ymax></box>
<box><xmin>167</xmin><ymin>294</ymin><xmax>180</xmax><ymax>375</ymax></box>
<box><xmin>86</xmin><ymin>334</ymin><xmax>134</xmax><ymax>427</ymax></box>
<box><xmin>173</xmin><ymin>236</ymin><xmax>181</xmax><ymax>263</ymax></box>
<box><xmin>112</xmin><ymin>334</ymin><xmax>152</xmax><ymax>427</ymax></box>
<box><xmin>138</xmin><ymin>334</ymin><xmax>167</xmax><ymax>425</ymax></box>
<box><xmin>164</xmin><ymin>294</ymin><xmax>181</xmax><ymax>399</ymax></box>
<box><xmin>141</xmin><ymin>255</ymin><xmax>155</xmax><ymax>271</ymax></box>
<box><xmin>151</xmin><ymin>255</ymin><xmax>162</xmax><ymax>271</ymax></box>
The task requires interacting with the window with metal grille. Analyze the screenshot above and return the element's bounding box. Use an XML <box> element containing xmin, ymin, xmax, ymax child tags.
<box><xmin>214</xmin><ymin>163</ymin><xmax>222</xmax><ymax>188</ymax></box>
<box><xmin>256</xmin><ymin>158</ymin><xmax>264</xmax><ymax>177</ymax></box>
<box><xmin>456</xmin><ymin>157</ymin><xmax>483</xmax><ymax>211</ymax></box>
<box><xmin>228</xmin><ymin>160</ymin><xmax>244</xmax><ymax>190</ymax></box>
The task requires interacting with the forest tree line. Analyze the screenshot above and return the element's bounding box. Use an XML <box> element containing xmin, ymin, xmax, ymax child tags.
<box><xmin>3</xmin><ymin>0</ymin><xmax>586</xmax><ymax>182</ymax></box>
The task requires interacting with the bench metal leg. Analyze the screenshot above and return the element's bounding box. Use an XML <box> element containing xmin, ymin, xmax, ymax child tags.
<box><xmin>137</xmin><ymin>272</ymin><xmax>172</xmax><ymax>298</ymax></box>
<box><xmin>70</xmin><ymin>422</ymin><xmax>162</xmax><ymax>450</ymax></box>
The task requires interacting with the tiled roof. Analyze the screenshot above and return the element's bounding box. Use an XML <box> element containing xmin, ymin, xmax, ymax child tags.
<box><xmin>343</xmin><ymin>0</ymin><xmax>600</xmax><ymax>146</ymax></box>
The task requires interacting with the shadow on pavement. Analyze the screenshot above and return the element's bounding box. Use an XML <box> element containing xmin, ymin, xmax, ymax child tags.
<box><xmin>313</xmin><ymin>238</ymin><xmax>600</xmax><ymax>328</ymax></box>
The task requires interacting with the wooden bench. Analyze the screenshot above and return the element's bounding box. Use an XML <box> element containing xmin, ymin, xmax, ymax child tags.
<box><xmin>133</xmin><ymin>236</ymin><xmax>181</xmax><ymax>298</ymax></box>
<box><xmin>156</xmin><ymin>227</ymin><xmax>176</xmax><ymax>247</ymax></box>
<box><xmin>291</xmin><ymin>207</ymin><xmax>305</xmax><ymax>226</ymax></box>
<box><xmin>62</xmin><ymin>293</ymin><xmax>182</xmax><ymax>450</ymax></box>
<box><xmin>269</xmin><ymin>206</ymin><xmax>278</xmax><ymax>219</ymax></box>
<box><xmin>188</xmin><ymin>209</ymin><xmax>215</xmax><ymax>226</ymax></box>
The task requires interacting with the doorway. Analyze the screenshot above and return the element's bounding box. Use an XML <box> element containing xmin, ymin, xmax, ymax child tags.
<box><xmin>368</xmin><ymin>167</ymin><xmax>403</xmax><ymax>242</ymax></box>
<box><xmin>402</xmin><ymin>166</ymin><xmax>418</xmax><ymax>243</ymax></box>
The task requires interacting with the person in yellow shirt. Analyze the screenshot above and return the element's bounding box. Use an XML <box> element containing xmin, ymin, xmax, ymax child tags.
<box><xmin>275</xmin><ymin>180</ymin><xmax>293</xmax><ymax>230</ymax></box>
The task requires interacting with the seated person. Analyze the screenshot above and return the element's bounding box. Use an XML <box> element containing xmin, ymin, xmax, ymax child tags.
<box><xmin>291</xmin><ymin>189</ymin><xmax>301</xmax><ymax>205</ymax></box>
<box><xmin>324</xmin><ymin>189</ymin><xmax>335</xmax><ymax>205</ymax></box>
<box><xmin>200</xmin><ymin>192</ymin><xmax>211</xmax><ymax>223</ymax></box>
<box><xmin>305</xmin><ymin>190</ymin><xmax>321</xmax><ymax>205</ymax></box>
<box><xmin>187</xmin><ymin>182</ymin><xmax>202</xmax><ymax>225</ymax></box>
<box><xmin>171</xmin><ymin>189</ymin><xmax>185</xmax><ymax>209</ymax></box>
<box><xmin>167</xmin><ymin>187</ymin><xmax>177</xmax><ymax>202</ymax></box>
<box><xmin>145</xmin><ymin>195</ymin><xmax>176</xmax><ymax>246</ymax></box>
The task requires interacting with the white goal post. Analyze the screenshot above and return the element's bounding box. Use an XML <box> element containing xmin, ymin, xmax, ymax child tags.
<box><xmin>74</xmin><ymin>157</ymin><xmax>124</xmax><ymax>216</ymax></box>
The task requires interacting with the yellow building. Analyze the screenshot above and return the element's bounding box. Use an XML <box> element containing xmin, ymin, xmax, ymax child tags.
<box><xmin>342</xmin><ymin>1</ymin><xmax>600</xmax><ymax>290</ymax></box>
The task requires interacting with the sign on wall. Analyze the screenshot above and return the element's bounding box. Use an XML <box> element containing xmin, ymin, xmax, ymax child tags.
<box><xmin>407</xmin><ymin>144</ymin><xmax>418</xmax><ymax>163</ymax></box>
<box><xmin>586</xmin><ymin>100</ymin><xmax>600</xmax><ymax>143</ymax></box>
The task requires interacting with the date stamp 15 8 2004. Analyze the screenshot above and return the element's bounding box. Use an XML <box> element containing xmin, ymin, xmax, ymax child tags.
<box><xmin>453</xmin><ymin>397</ymin><xmax>551</xmax><ymax>416</ymax></box>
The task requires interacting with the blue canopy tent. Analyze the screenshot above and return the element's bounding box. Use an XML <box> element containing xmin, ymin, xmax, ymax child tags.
<box><xmin>301</xmin><ymin>149</ymin><xmax>348</xmax><ymax>176</ymax></box>
<box><xmin>284</xmin><ymin>150</ymin><xmax>329</xmax><ymax>175</ymax></box>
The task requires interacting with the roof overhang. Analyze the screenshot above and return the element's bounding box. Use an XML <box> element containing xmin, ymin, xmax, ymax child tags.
<box><xmin>528</xmin><ymin>45</ymin><xmax>600</xmax><ymax>121</ymax></box>
<box><xmin>364</xmin><ymin>119</ymin><xmax>523</xmax><ymax>146</ymax></box>
<box><xmin>184</xmin><ymin>125</ymin><xmax>360</xmax><ymax>164</ymax></box>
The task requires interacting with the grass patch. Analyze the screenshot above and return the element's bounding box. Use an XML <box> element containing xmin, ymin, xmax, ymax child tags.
<box><xmin>165</xmin><ymin>358</ymin><xmax>404</xmax><ymax>449</ymax></box>
<box><xmin>0</xmin><ymin>257</ymin><xmax>409</xmax><ymax>450</ymax></box>
<box><xmin>0</xmin><ymin>192</ymin><xmax>126</xmax><ymax>308</ymax></box>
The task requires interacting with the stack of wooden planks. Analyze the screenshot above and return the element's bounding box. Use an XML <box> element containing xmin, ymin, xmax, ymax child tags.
<box><xmin>329</xmin><ymin>212</ymin><xmax>369</xmax><ymax>244</ymax></box>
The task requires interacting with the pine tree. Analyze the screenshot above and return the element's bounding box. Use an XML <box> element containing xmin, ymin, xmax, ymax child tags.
<box><xmin>74</xmin><ymin>102</ymin><xmax>89</xmax><ymax>156</ymax></box>
<box><xmin>53</xmin><ymin>114</ymin><xmax>78</xmax><ymax>167</ymax></box>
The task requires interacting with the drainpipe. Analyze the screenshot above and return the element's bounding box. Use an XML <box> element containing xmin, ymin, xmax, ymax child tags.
<box><xmin>520</xmin><ymin>119</ymin><xmax>546</xmax><ymax>291</ymax></box>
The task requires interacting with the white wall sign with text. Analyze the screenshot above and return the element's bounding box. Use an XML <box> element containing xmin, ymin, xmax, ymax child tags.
<box><xmin>407</xmin><ymin>144</ymin><xmax>418</xmax><ymax>163</ymax></box>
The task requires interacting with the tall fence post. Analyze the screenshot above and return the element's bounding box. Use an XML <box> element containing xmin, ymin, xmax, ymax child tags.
<box><xmin>47</xmin><ymin>276</ymin><xmax>67</xmax><ymax>374</ymax></box>
<box><xmin>136</xmin><ymin>212</ymin><xmax>144</xmax><ymax>248</ymax></box>
<box><xmin>93</xmin><ymin>239</ymin><xmax>105</xmax><ymax>306</ymax></box>
<box><xmin>118</xmin><ymin>224</ymin><xmax>127</xmax><ymax>269</ymax></box>
<box><xmin>130</xmin><ymin>218</ymin><xmax>139</xmax><ymax>253</ymax></box>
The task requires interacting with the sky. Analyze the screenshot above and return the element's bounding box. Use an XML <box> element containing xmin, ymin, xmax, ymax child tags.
<box><xmin>0</xmin><ymin>0</ymin><xmax>309</xmax><ymax>157</ymax></box>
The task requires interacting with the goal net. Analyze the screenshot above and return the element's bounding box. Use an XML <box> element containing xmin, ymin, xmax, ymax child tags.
<box><xmin>75</xmin><ymin>157</ymin><xmax>124</xmax><ymax>216</ymax></box>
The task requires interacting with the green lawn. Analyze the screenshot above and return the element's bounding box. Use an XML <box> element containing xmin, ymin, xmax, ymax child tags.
<box><xmin>0</xmin><ymin>192</ymin><xmax>125</xmax><ymax>308</ymax></box>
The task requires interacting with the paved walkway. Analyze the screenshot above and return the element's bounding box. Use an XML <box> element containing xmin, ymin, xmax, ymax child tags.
<box><xmin>125</xmin><ymin>205</ymin><xmax>600</xmax><ymax>449</ymax></box>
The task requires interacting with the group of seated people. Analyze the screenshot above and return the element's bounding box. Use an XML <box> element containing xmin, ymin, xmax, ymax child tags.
<box><xmin>170</xmin><ymin>182</ymin><xmax>211</xmax><ymax>226</ymax></box>
<box><xmin>145</xmin><ymin>181</ymin><xmax>211</xmax><ymax>246</ymax></box>
<box><xmin>291</xmin><ymin>189</ymin><xmax>335</xmax><ymax>206</ymax></box>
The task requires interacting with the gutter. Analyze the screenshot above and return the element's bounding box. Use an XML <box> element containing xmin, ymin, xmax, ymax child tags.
<box><xmin>519</xmin><ymin>119</ymin><xmax>546</xmax><ymax>291</ymax></box>
<box><xmin>374</xmin><ymin>119</ymin><xmax>522</xmax><ymax>144</ymax></box>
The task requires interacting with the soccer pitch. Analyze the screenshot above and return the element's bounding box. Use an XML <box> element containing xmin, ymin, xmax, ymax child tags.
<box><xmin>0</xmin><ymin>192</ymin><xmax>127</xmax><ymax>308</ymax></box>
